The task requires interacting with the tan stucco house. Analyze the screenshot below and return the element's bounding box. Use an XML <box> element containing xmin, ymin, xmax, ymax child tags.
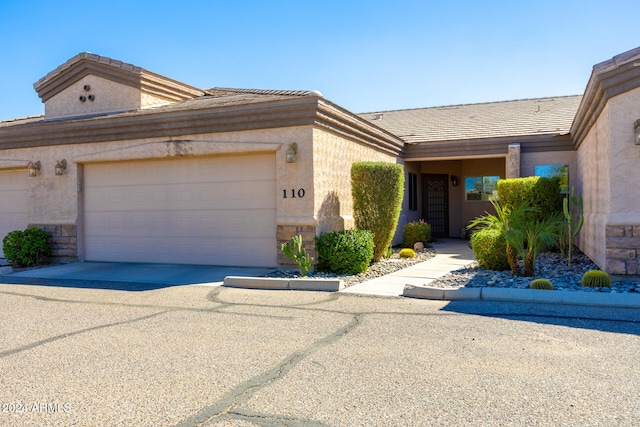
<box><xmin>1</xmin><ymin>47</ymin><xmax>640</xmax><ymax>274</ymax></box>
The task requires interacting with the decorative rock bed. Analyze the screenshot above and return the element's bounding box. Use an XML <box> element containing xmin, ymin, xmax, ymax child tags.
<box><xmin>264</xmin><ymin>247</ymin><xmax>437</xmax><ymax>288</ymax></box>
<box><xmin>427</xmin><ymin>250</ymin><xmax>640</xmax><ymax>294</ymax></box>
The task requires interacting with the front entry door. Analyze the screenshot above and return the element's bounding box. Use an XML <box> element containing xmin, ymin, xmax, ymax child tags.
<box><xmin>422</xmin><ymin>174</ymin><xmax>449</xmax><ymax>238</ymax></box>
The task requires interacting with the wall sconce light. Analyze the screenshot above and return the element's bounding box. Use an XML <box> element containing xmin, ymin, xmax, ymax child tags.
<box><xmin>450</xmin><ymin>175</ymin><xmax>458</xmax><ymax>187</ymax></box>
<box><xmin>286</xmin><ymin>143</ymin><xmax>298</xmax><ymax>163</ymax></box>
<box><xmin>27</xmin><ymin>161</ymin><xmax>41</xmax><ymax>177</ymax></box>
<box><xmin>55</xmin><ymin>159</ymin><xmax>67</xmax><ymax>176</ymax></box>
<box><xmin>634</xmin><ymin>119</ymin><xmax>640</xmax><ymax>145</ymax></box>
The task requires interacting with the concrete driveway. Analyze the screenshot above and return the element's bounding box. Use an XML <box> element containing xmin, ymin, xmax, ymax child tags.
<box><xmin>0</xmin><ymin>262</ymin><xmax>275</xmax><ymax>290</ymax></box>
<box><xmin>0</xmin><ymin>283</ymin><xmax>639</xmax><ymax>426</ymax></box>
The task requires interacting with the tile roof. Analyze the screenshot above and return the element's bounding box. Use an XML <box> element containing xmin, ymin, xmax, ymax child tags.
<box><xmin>359</xmin><ymin>95</ymin><xmax>583</xmax><ymax>144</ymax></box>
<box><xmin>0</xmin><ymin>87</ymin><xmax>323</xmax><ymax>127</ymax></box>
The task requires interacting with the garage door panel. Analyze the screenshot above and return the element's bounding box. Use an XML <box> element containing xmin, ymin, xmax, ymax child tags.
<box><xmin>84</xmin><ymin>155</ymin><xmax>277</xmax><ymax>266</ymax></box>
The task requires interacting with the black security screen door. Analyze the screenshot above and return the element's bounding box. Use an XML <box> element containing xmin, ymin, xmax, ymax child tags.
<box><xmin>422</xmin><ymin>174</ymin><xmax>449</xmax><ymax>237</ymax></box>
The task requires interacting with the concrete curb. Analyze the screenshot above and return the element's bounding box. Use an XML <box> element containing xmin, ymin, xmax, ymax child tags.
<box><xmin>403</xmin><ymin>285</ymin><xmax>640</xmax><ymax>308</ymax></box>
<box><xmin>223</xmin><ymin>276</ymin><xmax>343</xmax><ymax>292</ymax></box>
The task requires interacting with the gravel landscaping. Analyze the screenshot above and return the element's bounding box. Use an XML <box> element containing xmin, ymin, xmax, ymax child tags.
<box><xmin>269</xmin><ymin>242</ymin><xmax>640</xmax><ymax>294</ymax></box>
<box><xmin>266</xmin><ymin>247</ymin><xmax>437</xmax><ymax>287</ymax></box>
<box><xmin>427</xmin><ymin>249</ymin><xmax>640</xmax><ymax>294</ymax></box>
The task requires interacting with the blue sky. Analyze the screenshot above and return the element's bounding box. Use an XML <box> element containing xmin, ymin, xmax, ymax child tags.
<box><xmin>0</xmin><ymin>0</ymin><xmax>638</xmax><ymax>121</ymax></box>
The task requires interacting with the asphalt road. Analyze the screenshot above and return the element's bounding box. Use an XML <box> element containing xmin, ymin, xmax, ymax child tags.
<box><xmin>0</xmin><ymin>283</ymin><xmax>639</xmax><ymax>426</ymax></box>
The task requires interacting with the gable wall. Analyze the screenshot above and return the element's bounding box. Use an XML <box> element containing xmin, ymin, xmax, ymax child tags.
<box><xmin>45</xmin><ymin>75</ymin><xmax>144</xmax><ymax>118</ymax></box>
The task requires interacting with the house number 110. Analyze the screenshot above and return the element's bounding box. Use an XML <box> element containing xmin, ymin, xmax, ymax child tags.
<box><xmin>283</xmin><ymin>189</ymin><xmax>305</xmax><ymax>198</ymax></box>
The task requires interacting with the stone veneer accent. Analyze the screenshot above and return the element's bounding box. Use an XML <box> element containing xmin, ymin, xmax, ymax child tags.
<box><xmin>605</xmin><ymin>225</ymin><xmax>640</xmax><ymax>274</ymax></box>
<box><xmin>29</xmin><ymin>224</ymin><xmax>78</xmax><ymax>262</ymax></box>
<box><xmin>277</xmin><ymin>224</ymin><xmax>316</xmax><ymax>266</ymax></box>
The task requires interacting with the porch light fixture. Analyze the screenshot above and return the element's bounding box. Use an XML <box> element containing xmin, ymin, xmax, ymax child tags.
<box><xmin>27</xmin><ymin>161</ymin><xmax>41</xmax><ymax>177</ymax></box>
<box><xmin>635</xmin><ymin>119</ymin><xmax>640</xmax><ymax>145</ymax></box>
<box><xmin>286</xmin><ymin>143</ymin><xmax>298</xmax><ymax>163</ymax></box>
<box><xmin>450</xmin><ymin>175</ymin><xmax>458</xmax><ymax>187</ymax></box>
<box><xmin>55</xmin><ymin>159</ymin><xmax>67</xmax><ymax>176</ymax></box>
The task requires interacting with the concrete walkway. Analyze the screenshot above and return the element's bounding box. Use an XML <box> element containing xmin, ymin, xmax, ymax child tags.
<box><xmin>341</xmin><ymin>239</ymin><xmax>475</xmax><ymax>297</ymax></box>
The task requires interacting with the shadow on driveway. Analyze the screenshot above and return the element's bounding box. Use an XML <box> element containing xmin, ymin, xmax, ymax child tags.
<box><xmin>0</xmin><ymin>262</ymin><xmax>276</xmax><ymax>291</ymax></box>
<box><xmin>441</xmin><ymin>299</ymin><xmax>640</xmax><ymax>336</ymax></box>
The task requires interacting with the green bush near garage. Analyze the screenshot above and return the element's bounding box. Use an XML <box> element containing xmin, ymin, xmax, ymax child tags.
<box><xmin>2</xmin><ymin>227</ymin><xmax>51</xmax><ymax>267</ymax></box>
<box><xmin>351</xmin><ymin>162</ymin><xmax>404</xmax><ymax>262</ymax></box>
<box><xmin>315</xmin><ymin>229</ymin><xmax>374</xmax><ymax>274</ymax></box>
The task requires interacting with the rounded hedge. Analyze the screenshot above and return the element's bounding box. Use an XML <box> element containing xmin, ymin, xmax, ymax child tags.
<box><xmin>314</xmin><ymin>229</ymin><xmax>374</xmax><ymax>274</ymax></box>
<box><xmin>470</xmin><ymin>228</ymin><xmax>509</xmax><ymax>271</ymax></box>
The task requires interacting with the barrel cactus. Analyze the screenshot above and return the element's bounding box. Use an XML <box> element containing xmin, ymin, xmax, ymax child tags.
<box><xmin>581</xmin><ymin>270</ymin><xmax>612</xmax><ymax>288</ymax></box>
<box><xmin>530</xmin><ymin>279</ymin><xmax>553</xmax><ymax>290</ymax></box>
<box><xmin>398</xmin><ymin>248</ymin><xmax>416</xmax><ymax>258</ymax></box>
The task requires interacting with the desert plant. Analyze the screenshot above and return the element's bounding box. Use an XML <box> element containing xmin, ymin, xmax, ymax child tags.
<box><xmin>2</xmin><ymin>227</ymin><xmax>51</xmax><ymax>267</ymax></box>
<box><xmin>581</xmin><ymin>270</ymin><xmax>612</xmax><ymax>288</ymax></box>
<box><xmin>468</xmin><ymin>200</ymin><xmax>530</xmax><ymax>274</ymax></box>
<box><xmin>383</xmin><ymin>246</ymin><xmax>394</xmax><ymax>259</ymax></box>
<box><xmin>398</xmin><ymin>248</ymin><xmax>416</xmax><ymax>258</ymax></box>
<box><xmin>403</xmin><ymin>219</ymin><xmax>431</xmax><ymax>248</ymax></box>
<box><xmin>563</xmin><ymin>186</ymin><xmax>584</xmax><ymax>266</ymax></box>
<box><xmin>507</xmin><ymin>213</ymin><xmax>563</xmax><ymax>277</ymax></box>
<box><xmin>530</xmin><ymin>278</ymin><xmax>553</xmax><ymax>290</ymax></box>
<box><xmin>281</xmin><ymin>235</ymin><xmax>313</xmax><ymax>276</ymax></box>
<box><xmin>469</xmin><ymin>228</ymin><xmax>509</xmax><ymax>271</ymax></box>
<box><xmin>314</xmin><ymin>229</ymin><xmax>374</xmax><ymax>274</ymax></box>
<box><xmin>351</xmin><ymin>162</ymin><xmax>404</xmax><ymax>262</ymax></box>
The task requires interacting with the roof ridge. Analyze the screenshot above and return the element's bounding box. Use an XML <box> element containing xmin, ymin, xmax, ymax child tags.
<box><xmin>359</xmin><ymin>94</ymin><xmax>583</xmax><ymax>115</ymax></box>
<box><xmin>207</xmin><ymin>87</ymin><xmax>322</xmax><ymax>97</ymax></box>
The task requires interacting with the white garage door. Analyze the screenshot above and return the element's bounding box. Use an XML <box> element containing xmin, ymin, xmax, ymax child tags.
<box><xmin>0</xmin><ymin>169</ymin><xmax>29</xmax><ymax>258</ymax></box>
<box><xmin>83</xmin><ymin>154</ymin><xmax>277</xmax><ymax>266</ymax></box>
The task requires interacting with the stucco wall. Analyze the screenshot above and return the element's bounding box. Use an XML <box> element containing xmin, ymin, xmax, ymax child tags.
<box><xmin>607</xmin><ymin>86</ymin><xmax>640</xmax><ymax>223</ymax></box>
<box><xmin>0</xmin><ymin>125</ymin><xmax>315</xmax><ymax>260</ymax></box>
<box><xmin>312</xmin><ymin>128</ymin><xmax>401</xmax><ymax>240</ymax></box>
<box><xmin>45</xmin><ymin>75</ymin><xmax>145</xmax><ymax>118</ymax></box>
<box><xmin>576</xmin><ymin>103</ymin><xmax>610</xmax><ymax>268</ymax></box>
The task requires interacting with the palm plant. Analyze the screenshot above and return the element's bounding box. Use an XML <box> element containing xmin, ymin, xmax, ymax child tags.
<box><xmin>468</xmin><ymin>200</ymin><xmax>530</xmax><ymax>275</ymax></box>
<box><xmin>507</xmin><ymin>213</ymin><xmax>564</xmax><ymax>276</ymax></box>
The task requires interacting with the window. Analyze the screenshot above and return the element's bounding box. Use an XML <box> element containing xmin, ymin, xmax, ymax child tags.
<box><xmin>465</xmin><ymin>176</ymin><xmax>500</xmax><ymax>201</ymax></box>
<box><xmin>408</xmin><ymin>172</ymin><xmax>418</xmax><ymax>211</ymax></box>
<box><xmin>535</xmin><ymin>164</ymin><xmax>569</xmax><ymax>194</ymax></box>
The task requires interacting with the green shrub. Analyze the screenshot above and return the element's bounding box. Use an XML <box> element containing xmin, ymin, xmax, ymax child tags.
<box><xmin>351</xmin><ymin>162</ymin><xmax>404</xmax><ymax>262</ymax></box>
<box><xmin>2</xmin><ymin>227</ymin><xmax>51</xmax><ymax>267</ymax></box>
<box><xmin>315</xmin><ymin>229</ymin><xmax>374</xmax><ymax>274</ymax></box>
<box><xmin>581</xmin><ymin>270</ymin><xmax>612</xmax><ymax>288</ymax></box>
<box><xmin>530</xmin><ymin>278</ymin><xmax>553</xmax><ymax>290</ymax></box>
<box><xmin>470</xmin><ymin>228</ymin><xmax>509</xmax><ymax>271</ymax></box>
<box><xmin>281</xmin><ymin>235</ymin><xmax>313</xmax><ymax>276</ymax></box>
<box><xmin>398</xmin><ymin>248</ymin><xmax>416</xmax><ymax>258</ymax></box>
<box><xmin>403</xmin><ymin>220</ymin><xmax>431</xmax><ymax>248</ymax></box>
<box><xmin>496</xmin><ymin>176</ymin><xmax>562</xmax><ymax>222</ymax></box>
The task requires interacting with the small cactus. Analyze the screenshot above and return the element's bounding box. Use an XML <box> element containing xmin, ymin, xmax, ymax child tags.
<box><xmin>398</xmin><ymin>248</ymin><xmax>416</xmax><ymax>258</ymax></box>
<box><xmin>530</xmin><ymin>279</ymin><xmax>553</xmax><ymax>290</ymax></box>
<box><xmin>581</xmin><ymin>270</ymin><xmax>612</xmax><ymax>288</ymax></box>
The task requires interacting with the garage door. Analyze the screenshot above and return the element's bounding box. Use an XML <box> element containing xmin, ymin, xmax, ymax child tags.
<box><xmin>83</xmin><ymin>154</ymin><xmax>277</xmax><ymax>266</ymax></box>
<box><xmin>0</xmin><ymin>169</ymin><xmax>29</xmax><ymax>258</ymax></box>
